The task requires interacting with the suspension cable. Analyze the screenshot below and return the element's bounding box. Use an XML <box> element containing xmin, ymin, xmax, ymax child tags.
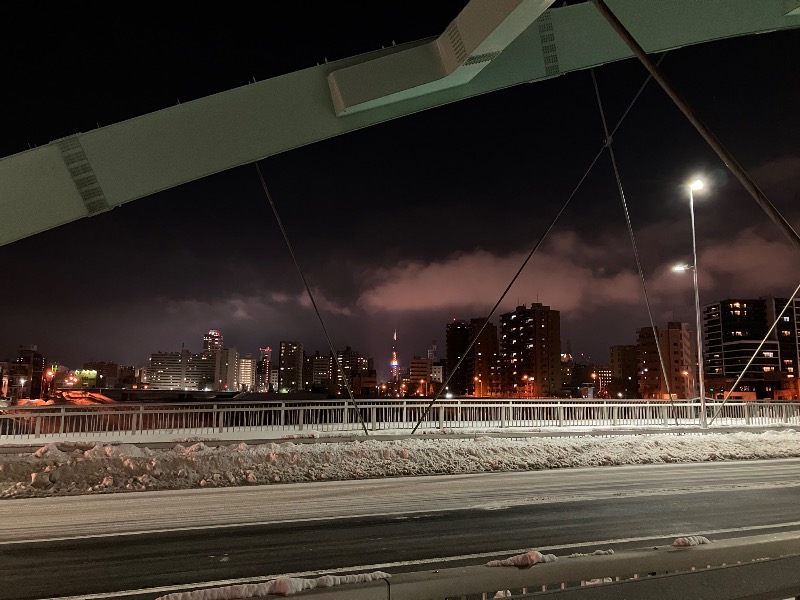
<box><xmin>708</xmin><ymin>284</ymin><xmax>800</xmax><ymax>426</ymax></box>
<box><xmin>591</xmin><ymin>68</ymin><xmax>679</xmax><ymax>425</ymax></box>
<box><xmin>411</xmin><ymin>57</ymin><xmax>667</xmax><ymax>434</ymax></box>
<box><xmin>255</xmin><ymin>162</ymin><xmax>369</xmax><ymax>436</ymax></box>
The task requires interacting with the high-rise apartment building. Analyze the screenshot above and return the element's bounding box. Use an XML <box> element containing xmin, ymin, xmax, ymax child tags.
<box><xmin>147</xmin><ymin>350</ymin><xmax>215</xmax><ymax>391</ymax></box>
<box><xmin>238</xmin><ymin>353</ymin><xmax>256</xmax><ymax>392</ymax></box>
<box><xmin>637</xmin><ymin>322</ymin><xmax>694</xmax><ymax>399</ymax></box>
<box><xmin>445</xmin><ymin>320</ymin><xmax>473</xmax><ymax>395</ymax></box>
<box><xmin>203</xmin><ymin>329</ymin><xmax>223</xmax><ymax>354</ymax></box>
<box><xmin>610</xmin><ymin>344</ymin><xmax>638</xmax><ymax>397</ymax></box>
<box><xmin>703</xmin><ymin>297</ymin><xmax>799</xmax><ymax>398</ymax></box>
<box><xmin>499</xmin><ymin>304</ymin><xmax>561</xmax><ymax>397</ymax></box>
<box><xmin>278</xmin><ymin>341</ymin><xmax>303</xmax><ymax>392</ymax></box>
<box><xmin>215</xmin><ymin>347</ymin><xmax>239</xmax><ymax>391</ymax></box>
<box><xmin>409</xmin><ymin>356</ymin><xmax>433</xmax><ymax>395</ymax></box>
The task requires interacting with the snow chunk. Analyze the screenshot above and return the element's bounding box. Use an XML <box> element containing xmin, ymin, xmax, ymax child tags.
<box><xmin>84</xmin><ymin>443</ymin><xmax>147</xmax><ymax>459</ymax></box>
<box><xmin>487</xmin><ymin>550</ymin><xmax>557</xmax><ymax>567</ymax></box>
<box><xmin>673</xmin><ymin>535</ymin><xmax>711</xmax><ymax>547</ymax></box>
<box><xmin>33</xmin><ymin>444</ymin><xmax>70</xmax><ymax>460</ymax></box>
<box><xmin>568</xmin><ymin>549</ymin><xmax>614</xmax><ymax>557</ymax></box>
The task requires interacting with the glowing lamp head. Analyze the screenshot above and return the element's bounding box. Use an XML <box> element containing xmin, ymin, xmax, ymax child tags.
<box><xmin>690</xmin><ymin>179</ymin><xmax>704</xmax><ymax>191</ymax></box>
<box><xmin>672</xmin><ymin>263</ymin><xmax>692</xmax><ymax>272</ymax></box>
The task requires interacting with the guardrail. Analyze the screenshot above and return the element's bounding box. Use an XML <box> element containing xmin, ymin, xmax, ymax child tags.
<box><xmin>1</xmin><ymin>398</ymin><xmax>799</xmax><ymax>442</ymax></box>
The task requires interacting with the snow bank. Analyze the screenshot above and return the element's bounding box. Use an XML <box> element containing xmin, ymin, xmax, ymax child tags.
<box><xmin>487</xmin><ymin>550</ymin><xmax>557</xmax><ymax>567</ymax></box>
<box><xmin>3</xmin><ymin>430</ymin><xmax>800</xmax><ymax>498</ymax></box>
<box><xmin>154</xmin><ymin>571</ymin><xmax>390</xmax><ymax>599</ymax></box>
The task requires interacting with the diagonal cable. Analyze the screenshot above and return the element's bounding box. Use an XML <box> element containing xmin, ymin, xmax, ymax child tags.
<box><xmin>591</xmin><ymin>67</ymin><xmax>680</xmax><ymax>425</ymax></box>
<box><xmin>411</xmin><ymin>56</ymin><xmax>668</xmax><ymax>434</ymax></box>
<box><xmin>708</xmin><ymin>284</ymin><xmax>800</xmax><ymax>426</ymax></box>
<box><xmin>255</xmin><ymin>162</ymin><xmax>369</xmax><ymax>436</ymax></box>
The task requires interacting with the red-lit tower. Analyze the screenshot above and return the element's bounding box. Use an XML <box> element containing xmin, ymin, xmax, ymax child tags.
<box><xmin>390</xmin><ymin>329</ymin><xmax>400</xmax><ymax>382</ymax></box>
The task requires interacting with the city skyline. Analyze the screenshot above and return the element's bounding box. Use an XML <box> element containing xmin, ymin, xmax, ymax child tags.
<box><xmin>2</xmin><ymin>4</ymin><xmax>799</xmax><ymax>376</ymax></box>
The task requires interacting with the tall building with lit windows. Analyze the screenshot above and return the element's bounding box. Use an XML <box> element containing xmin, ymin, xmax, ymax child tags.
<box><xmin>499</xmin><ymin>304</ymin><xmax>561</xmax><ymax>398</ymax></box>
<box><xmin>703</xmin><ymin>297</ymin><xmax>799</xmax><ymax>398</ymax></box>
<box><xmin>278</xmin><ymin>341</ymin><xmax>303</xmax><ymax>393</ymax></box>
<box><xmin>637</xmin><ymin>322</ymin><xmax>694</xmax><ymax>400</ymax></box>
<box><xmin>203</xmin><ymin>329</ymin><xmax>223</xmax><ymax>354</ymax></box>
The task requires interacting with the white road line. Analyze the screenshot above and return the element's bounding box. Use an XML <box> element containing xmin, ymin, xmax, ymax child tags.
<box><xmin>36</xmin><ymin>520</ymin><xmax>800</xmax><ymax>600</ymax></box>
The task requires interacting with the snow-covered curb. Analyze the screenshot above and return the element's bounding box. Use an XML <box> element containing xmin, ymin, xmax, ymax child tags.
<box><xmin>3</xmin><ymin>430</ymin><xmax>800</xmax><ymax>498</ymax></box>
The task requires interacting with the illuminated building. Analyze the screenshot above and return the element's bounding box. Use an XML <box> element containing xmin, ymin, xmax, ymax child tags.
<box><xmin>238</xmin><ymin>353</ymin><xmax>256</xmax><ymax>392</ymax></box>
<box><xmin>147</xmin><ymin>350</ymin><xmax>215</xmax><ymax>391</ymax></box>
<box><xmin>409</xmin><ymin>356</ymin><xmax>432</xmax><ymax>396</ymax></box>
<box><xmin>256</xmin><ymin>347</ymin><xmax>272</xmax><ymax>392</ymax></box>
<box><xmin>499</xmin><ymin>304</ymin><xmax>561</xmax><ymax>398</ymax></box>
<box><xmin>703</xmin><ymin>297</ymin><xmax>800</xmax><ymax>399</ymax></box>
<box><xmin>215</xmin><ymin>347</ymin><xmax>239</xmax><ymax>391</ymax></box>
<box><xmin>637</xmin><ymin>322</ymin><xmax>694</xmax><ymax>399</ymax></box>
<box><xmin>83</xmin><ymin>361</ymin><xmax>120</xmax><ymax>388</ymax></box>
<box><xmin>278</xmin><ymin>341</ymin><xmax>303</xmax><ymax>392</ymax></box>
<box><xmin>203</xmin><ymin>329</ymin><xmax>223</xmax><ymax>354</ymax></box>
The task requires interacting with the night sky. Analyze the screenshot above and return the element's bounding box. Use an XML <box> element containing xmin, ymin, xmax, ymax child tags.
<box><xmin>2</xmin><ymin>3</ymin><xmax>799</xmax><ymax>379</ymax></box>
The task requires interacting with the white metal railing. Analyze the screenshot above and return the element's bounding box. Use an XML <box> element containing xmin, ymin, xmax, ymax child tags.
<box><xmin>1</xmin><ymin>399</ymin><xmax>799</xmax><ymax>441</ymax></box>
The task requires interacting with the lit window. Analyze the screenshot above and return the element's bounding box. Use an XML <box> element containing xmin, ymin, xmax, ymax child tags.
<box><xmin>764</xmin><ymin>351</ymin><xmax>774</xmax><ymax>357</ymax></box>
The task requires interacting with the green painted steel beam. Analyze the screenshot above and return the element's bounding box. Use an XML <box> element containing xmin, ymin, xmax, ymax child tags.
<box><xmin>1</xmin><ymin>0</ymin><xmax>797</xmax><ymax>246</ymax></box>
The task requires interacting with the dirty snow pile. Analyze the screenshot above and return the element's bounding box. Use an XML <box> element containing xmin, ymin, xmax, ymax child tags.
<box><xmin>155</xmin><ymin>571</ymin><xmax>390</xmax><ymax>599</ymax></box>
<box><xmin>3</xmin><ymin>430</ymin><xmax>800</xmax><ymax>498</ymax></box>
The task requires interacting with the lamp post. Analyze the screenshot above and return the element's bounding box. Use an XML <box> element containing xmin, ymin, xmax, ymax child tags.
<box><xmin>673</xmin><ymin>178</ymin><xmax>707</xmax><ymax>427</ymax></box>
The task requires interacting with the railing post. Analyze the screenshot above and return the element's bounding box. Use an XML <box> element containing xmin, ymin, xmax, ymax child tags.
<box><xmin>613</xmin><ymin>405</ymin><xmax>619</xmax><ymax>426</ymax></box>
<box><xmin>216</xmin><ymin>404</ymin><xmax>224</xmax><ymax>433</ymax></box>
<box><xmin>402</xmin><ymin>400</ymin><xmax>407</xmax><ymax>426</ymax></box>
<box><xmin>438</xmin><ymin>405</ymin><xmax>444</xmax><ymax>429</ymax></box>
<box><xmin>457</xmin><ymin>400</ymin><xmax>462</xmax><ymax>425</ymax></box>
<box><xmin>280</xmin><ymin>402</ymin><xmax>285</xmax><ymax>427</ymax></box>
<box><xmin>783</xmin><ymin>404</ymin><xmax>789</xmax><ymax>424</ymax></box>
<box><xmin>745</xmin><ymin>403</ymin><xmax>751</xmax><ymax>425</ymax></box>
<box><xmin>500</xmin><ymin>403</ymin><xmax>506</xmax><ymax>428</ymax></box>
<box><xmin>558</xmin><ymin>402</ymin><xmax>564</xmax><ymax>428</ymax></box>
<box><xmin>35</xmin><ymin>416</ymin><xmax>41</xmax><ymax>438</ymax></box>
<box><xmin>131</xmin><ymin>409</ymin><xmax>137</xmax><ymax>435</ymax></box>
<box><xmin>299</xmin><ymin>408</ymin><xmax>305</xmax><ymax>431</ymax></box>
<box><xmin>662</xmin><ymin>406</ymin><xmax>668</xmax><ymax>426</ymax></box>
<box><xmin>342</xmin><ymin>401</ymin><xmax>349</xmax><ymax>425</ymax></box>
<box><xmin>371</xmin><ymin>405</ymin><xmax>377</xmax><ymax>431</ymax></box>
<box><xmin>59</xmin><ymin>407</ymin><xmax>66</xmax><ymax>434</ymax></box>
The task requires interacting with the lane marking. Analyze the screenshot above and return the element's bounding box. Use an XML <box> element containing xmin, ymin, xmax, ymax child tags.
<box><xmin>34</xmin><ymin>519</ymin><xmax>800</xmax><ymax>600</ymax></box>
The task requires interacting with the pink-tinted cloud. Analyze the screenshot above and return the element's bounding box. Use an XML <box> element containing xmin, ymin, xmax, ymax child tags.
<box><xmin>358</xmin><ymin>232</ymin><xmax>643</xmax><ymax>315</ymax></box>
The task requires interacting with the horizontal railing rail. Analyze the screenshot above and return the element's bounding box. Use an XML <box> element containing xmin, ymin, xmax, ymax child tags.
<box><xmin>1</xmin><ymin>399</ymin><xmax>799</xmax><ymax>442</ymax></box>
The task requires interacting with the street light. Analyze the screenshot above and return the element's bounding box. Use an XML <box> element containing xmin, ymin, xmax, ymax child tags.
<box><xmin>674</xmin><ymin>178</ymin><xmax>707</xmax><ymax>427</ymax></box>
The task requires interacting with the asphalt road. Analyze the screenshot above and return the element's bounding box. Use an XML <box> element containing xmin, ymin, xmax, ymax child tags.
<box><xmin>3</xmin><ymin>458</ymin><xmax>800</xmax><ymax>599</ymax></box>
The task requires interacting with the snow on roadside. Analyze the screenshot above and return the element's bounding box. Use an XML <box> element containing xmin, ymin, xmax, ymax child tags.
<box><xmin>155</xmin><ymin>571</ymin><xmax>390</xmax><ymax>599</ymax></box>
<box><xmin>2</xmin><ymin>430</ymin><xmax>800</xmax><ymax>498</ymax></box>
